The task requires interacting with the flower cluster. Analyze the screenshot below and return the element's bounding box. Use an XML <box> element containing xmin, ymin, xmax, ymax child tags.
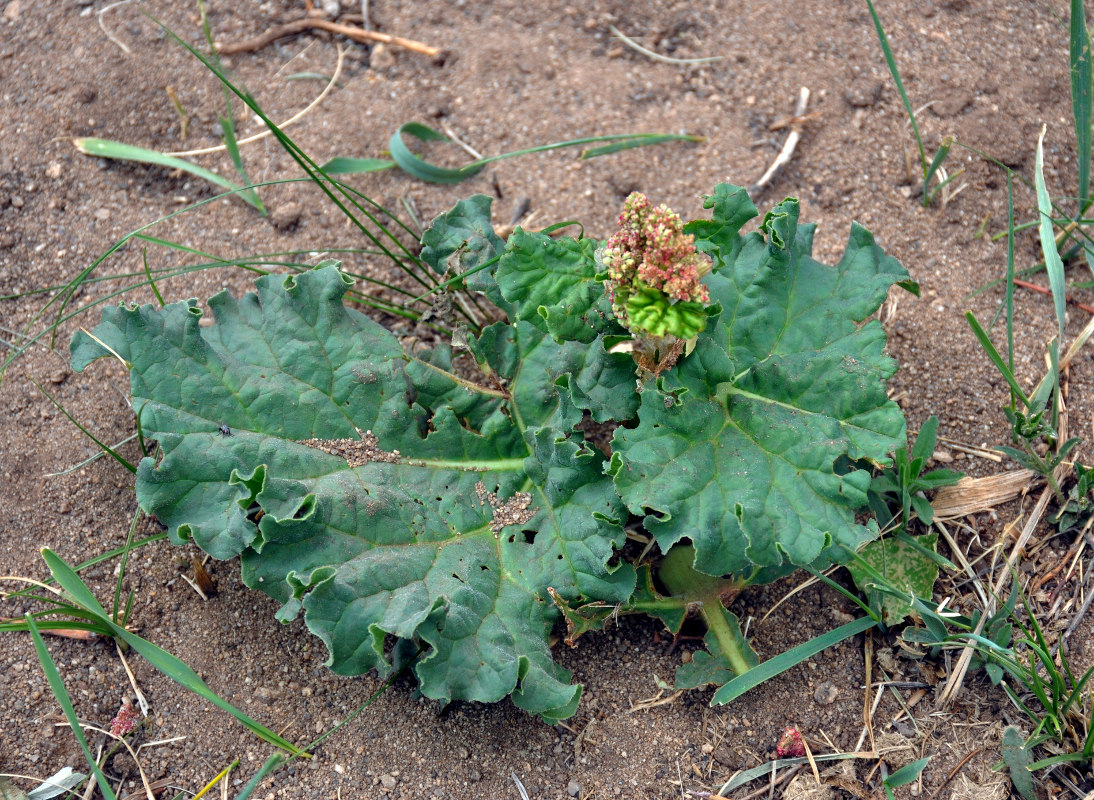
<box><xmin>109</xmin><ymin>700</ymin><xmax>141</xmax><ymax>738</ymax></box>
<box><xmin>601</xmin><ymin>192</ymin><xmax>710</xmax><ymax>322</ymax></box>
<box><xmin>599</xmin><ymin>192</ymin><xmax>712</xmax><ymax>374</ymax></box>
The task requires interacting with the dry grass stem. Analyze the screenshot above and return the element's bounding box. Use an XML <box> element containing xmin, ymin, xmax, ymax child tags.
<box><xmin>607</xmin><ymin>25</ymin><xmax>724</xmax><ymax>65</ymax></box>
<box><xmin>216</xmin><ymin>17</ymin><xmax>441</xmax><ymax>57</ymax></box>
<box><xmin>749</xmin><ymin>88</ymin><xmax>810</xmax><ymax>197</ymax></box>
<box><xmin>930</xmin><ymin>469</ymin><xmax>1037</xmax><ymax>521</ymax></box>
<box><xmin>98</xmin><ymin>0</ymin><xmax>133</xmax><ymax>55</ymax></box>
<box><xmin>115</xmin><ymin>641</ymin><xmax>150</xmax><ymax>716</ymax></box>
<box><xmin>164</xmin><ymin>44</ymin><xmax>346</xmax><ymax>158</ymax></box>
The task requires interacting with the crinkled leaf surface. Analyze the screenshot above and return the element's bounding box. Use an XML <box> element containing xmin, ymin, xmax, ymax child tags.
<box><xmin>419</xmin><ymin>194</ymin><xmax>510</xmax><ymax>312</ymax></box>
<box><xmin>70</xmin><ymin>265</ymin><xmax>634</xmax><ymax>722</ymax></box>
<box><xmin>611</xmin><ymin>186</ymin><xmax>909</xmax><ymax>580</ymax></box>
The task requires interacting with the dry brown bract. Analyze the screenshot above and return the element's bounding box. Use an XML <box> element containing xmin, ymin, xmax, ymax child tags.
<box><xmin>298</xmin><ymin>428</ymin><xmax>402</xmax><ymax>466</ymax></box>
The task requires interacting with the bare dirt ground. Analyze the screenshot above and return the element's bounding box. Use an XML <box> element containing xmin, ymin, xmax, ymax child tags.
<box><xmin>2</xmin><ymin>1</ymin><xmax>1093</xmax><ymax>798</ymax></box>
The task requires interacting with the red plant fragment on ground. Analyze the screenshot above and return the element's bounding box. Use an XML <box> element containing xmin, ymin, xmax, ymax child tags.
<box><xmin>776</xmin><ymin>726</ymin><xmax>805</xmax><ymax>758</ymax></box>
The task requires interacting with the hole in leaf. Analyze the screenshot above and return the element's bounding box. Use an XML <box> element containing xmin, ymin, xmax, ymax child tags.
<box><xmin>521</xmin><ymin>530</ymin><xmax>537</xmax><ymax>544</ymax></box>
<box><xmin>451</xmin><ymin>573</ymin><xmax>466</xmax><ymax>584</ymax></box>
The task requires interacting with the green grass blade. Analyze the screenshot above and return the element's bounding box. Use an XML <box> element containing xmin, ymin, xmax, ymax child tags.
<box><xmin>864</xmin><ymin>0</ymin><xmax>926</xmax><ymax>173</ymax></box>
<box><xmin>1071</xmin><ymin>0</ymin><xmax>1092</xmax><ymax>212</ymax></box>
<box><xmin>711</xmin><ymin>617</ymin><xmax>877</xmax><ymax>705</ymax></box>
<box><xmin>141</xmin><ymin>249</ymin><xmax>165</xmax><ymax>307</ymax></box>
<box><xmin>31</xmin><ymin>379</ymin><xmax>136</xmax><ymax>474</ymax></box>
<box><xmin>25</xmin><ymin>614</ymin><xmax>118</xmax><ymax>800</ymax></box>
<box><xmin>232</xmin><ymin>754</ymin><xmax>285</xmax><ymax>800</ymax></box>
<box><xmin>885</xmin><ymin>757</ymin><xmax>930</xmax><ymax>789</ymax></box>
<box><xmin>1006</xmin><ymin>172</ymin><xmax>1017</xmax><ymax>406</ymax></box>
<box><xmin>579</xmin><ymin>133</ymin><xmax>704</xmax><ymax>158</ymax></box>
<box><xmin>73</xmin><ymin>138</ymin><xmax>262</xmax><ymax>212</ymax></box>
<box><xmin>1035</xmin><ymin>126</ymin><xmax>1068</xmax><ymax>340</ymax></box>
<box><xmin>388</xmin><ymin>122</ymin><xmax>483</xmax><ymax>184</ymax></box>
<box><xmin>318</xmin><ymin>157</ymin><xmax>396</xmax><ymax>174</ymax></box>
<box><xmin>389</xmin><ymin>123</ymin><xmax>703</xmax><ymax>184</ymax></box>
<box><xmin>40</xmin><ymin>549</ymin><xmax>308</xmax><ymax>757</ymax></box>
<box><xmin>198</xmin><ymin>0</ymin><xmax>263</xmax><ymax>214</ymax></box>
<box><xmin>965</xmin><ymin>311</ymin><xmax>1031</xmax><ymax>408</ymax></box>
<box><xmin>112</xmin><ymin>511</ymin><xmax>141</xmax><ymax>623</ymax></box>
<box><xmin>923</xmin><ymin>137</ymin><xmax>953</xmax><ymax>203</ymax></box>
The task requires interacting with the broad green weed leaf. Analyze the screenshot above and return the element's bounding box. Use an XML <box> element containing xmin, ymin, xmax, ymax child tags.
<box><xmin>68</xmin><ymin>183</ymin><xmax>912</xmax><ymax>719</ymax></box>
<box><xmin>846</xmin><ymin>532</ymin><xmax>940</xmax><ymax>624</ymax></box>
<box><xmin>1002</xmin><ymin>726</ymin><xmax>1037</xmax><ymax>800</ymax></box>
<box><xmin>611</xmin><ymin>190</ymin><xmax>908</xmax><ymax>580</ymax></box>
<box><xmin>419</xmin><ymin>194</ymin><xmax>510</xmax><ymax>311</ymax></box>
<box><xmin>496</xmin><ymin>229</ymin><xmax>620</xmax><ymax>343</ymax></box>
<box><xmin>72</xmin><ymin>265</ymin><xmax>633</xmax><ymax>722</ymax></box>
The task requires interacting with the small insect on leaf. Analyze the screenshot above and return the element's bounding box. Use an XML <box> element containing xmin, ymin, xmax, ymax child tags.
<box><xmin>218</xmin><ymin>424</ymin><xmax>232</xmax><ymax>436</ymax></box>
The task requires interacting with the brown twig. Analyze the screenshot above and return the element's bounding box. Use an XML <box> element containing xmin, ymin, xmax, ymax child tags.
<box><xmin>216</xmin><ymin>17</ymin><xmax>441</xmax><ymax>58</ymax></box>
<box><xmin>925</xmin><ymin>748</ymin><xmax>981</xmax><ymax>800</ymax></box>
<box><xmin>749</xmin><ymin>87</ymin><xmax>810</xmax><ymax>198</ymax></box>
<box><xmin>1012</xmin><ymin>278</ymin><xmax>1094</xmax><ymax>316</ymax></box>
<box><xmin>2</xmin><ymin>620</ymin><xmax>99</xmax><ymax>640</ymax></box>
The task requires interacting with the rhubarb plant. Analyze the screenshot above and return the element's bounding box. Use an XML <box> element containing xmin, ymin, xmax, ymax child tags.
<box><xmin>71</xmin><ymin>184</ymin><xmax>912</xmax><ymax>721</ymax></box>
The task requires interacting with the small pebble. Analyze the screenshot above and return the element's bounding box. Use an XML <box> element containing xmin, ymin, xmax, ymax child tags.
<box><xmin>813</xmin><ymin>681</ymin><xmax>839</xmax><ymax>704</ymax></box>
<box><xmin>566</xmin><ymin>780</ymin><xmax>581</xmax><ymax>797</ymax></box>
<box><xmin>379</xmin><ymin>773</ymin><xmax>397</xmax><ymax>790</ymax></box>
<box><xmin>10</xmin><ymin>195</ymin><xmax>23</xmax><ymax>208</ymax></box>
<box><xmin>269</xmin><ymin>202</ymin><xmax>302</xmax><ymax>232</ymax></box>
<box><xmin>370</xmin><ymin>43</ymin><xmax>395</xmax><ymax>69</ymax></box>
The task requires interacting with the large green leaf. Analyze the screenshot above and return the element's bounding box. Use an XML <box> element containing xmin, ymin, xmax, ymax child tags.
<box><xmin>610</xmin><ymin>188</ymin><xmax>908</xmax><ymax>580</ymax></box>
<box><xmin>71</xmin><ymin>265</ymin><xmax>633</xmax><ymax>722</ymax></box>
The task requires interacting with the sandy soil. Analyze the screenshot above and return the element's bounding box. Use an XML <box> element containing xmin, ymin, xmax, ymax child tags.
<box><xmin>2</xmin><ymin>1</ymin><xmax>1093</xmax><ymax>798</ymax></box>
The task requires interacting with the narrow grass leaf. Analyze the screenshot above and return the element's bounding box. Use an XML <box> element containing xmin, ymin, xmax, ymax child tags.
<box><xmin>965</xmin><ymin>311</ymin><xmax>1031</xmax><ymax>408</ymax></box>
<box><xmin>231</xmin><ymin>755</ymin><xmax>284</xmax><ymax>800</ymax></box>
<box><xmin>73</xmin><ymin>139</ymin><xmax>262</xmax><ymax>212</ymax></box>
<box><xmin>141</xmin><ymin>249</ymin><xmax>165</xmax><ymax>307</ymax></box>
<box><xmin>198</xmin><ymin>0</ymin><xmax>263</xmax><ymax>214</ymax></box>
<box><xmin>711</xmin><ymin>617</ymin><xmax>877</xmax><ymax>705</ymax></box>
<box><xmin>579</xmin><ymin>133</ymin><xmax>704</xmax><ymax>158</ymax></box>
<box><xmin>864</xmin><ymin>0</ymin><xmax>925</xmax><ymax>172</ymax></box>
<box><xmin>389</xmin><ymin>123</ymin><xmax>704</xmax><ymax>184</ymax></box>
<box><xmin>40</xmin><ymin>549</ymin><xmax>308</xmax><ymax>757</ymax></box>
<box><xmin>1006</xmin><ymin>172</ymin><xmax>1017</xmax><ymax>401</ymax></box>
<box><xmin>31</xmin><ymin>379</ymin><xmax>136</xmax><ymax>474</ymax></box>
<box><xmin>884</xmin><ymin>757</ymin><xmax>930</xmax><ymax>789</ymax></box>
<box><xmin>25</xmin><ymin>614</ymin><xmax>118</xmax><ymax>800</ymax></box>
<box><xmin>1070</xmin><ymin>0</ymin><xmax>1092</xmax><ymax>213</ymax></box>
<box><xmin>389</xmin><ymin>122</ymin><xmax>481</xmax><ymax>184</ymax></box>
<box><xmin>318</xmin><ymin>157</ymin><xmax>396</xmax><ymax>174</ymax></box>
<box><xmin>923</xmin><ymin>137</ymin><xmax>953</xmax><ymax>202</ymax></box>
<box><xmin>1034</xmin><ymin>126</ymin><xmax>1068</xmax><ymax>340</ymax></box>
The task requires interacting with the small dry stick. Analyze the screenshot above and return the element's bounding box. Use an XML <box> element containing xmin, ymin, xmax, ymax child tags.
<box><xmin>98</xmin><ymin>0</ymin><xmax>133</xmax><ymax>55</ymax></box>
<box><xmin>216</xmin><ymin>17</ymin><xmax>441</xmax><ymax>57</ymax></box>
<box><xmin>925</xmin><ymin>748</ymin><xmax>981</xmax><ymax>800</ymax></box>
<box><xmin>749</xmin><ymin>88</ymin><xmax>810</xmax><ymax>198</ymax></box>
<box><xmin>1013</xmin><ymin>278</ymin><xmax>1094</xmax><ymax>316</ymax></box>
<box><xmin>863</xmin><ymin>632</ymin><xmax>876</xmax><ymax>756</ymax></box>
